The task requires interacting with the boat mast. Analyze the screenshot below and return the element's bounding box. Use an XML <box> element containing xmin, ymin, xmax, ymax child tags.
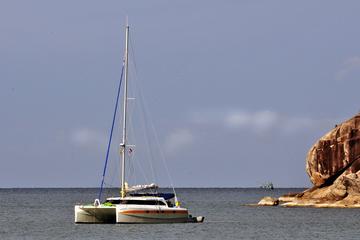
<box><xmin>121</xmin><ymin>21</ymin><xmax>129</xmax><ymax>198</ymax></box>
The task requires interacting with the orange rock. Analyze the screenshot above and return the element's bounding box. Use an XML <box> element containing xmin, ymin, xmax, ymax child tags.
<box><xmin>306</xmin><ymin>113</ymin><xmax>360</xmax><ymax>186</ymax></box>
<box><xmin>279</xmin><ymin>113</ymin><xmax>360</xmax><ymax>208</ymax></box>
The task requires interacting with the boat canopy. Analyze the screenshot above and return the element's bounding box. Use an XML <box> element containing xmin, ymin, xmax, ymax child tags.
<box><xmin>129</xmin><ymin>193</ymin><xmax>175</xmax><ymax>200</ymax></box>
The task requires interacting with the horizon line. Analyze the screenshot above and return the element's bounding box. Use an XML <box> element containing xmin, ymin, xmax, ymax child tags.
<box><xmin>0</xmin><ymin>186</ymin><xmax>309</xmax><ymax>189</ymax></box>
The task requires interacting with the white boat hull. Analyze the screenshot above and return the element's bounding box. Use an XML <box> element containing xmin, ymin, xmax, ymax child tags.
<box><xmin>75</xmin><ymin>205</ymin><xmax>116</xmax><ymax>223</ymax></box>
<box><xmin>74</xmin><ymin>204</ymin><xmax>203</xmax><ymax>224</ymax></box>
<box><xmin>116</xmin><ymin>205</ymin><xmax>190</xmax><ymax>223</ymax></box>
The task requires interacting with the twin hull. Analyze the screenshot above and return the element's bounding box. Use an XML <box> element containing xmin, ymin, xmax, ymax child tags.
<box><xmin>75</xmin><ymin>205</ymin><xmax>190</xmax><ymax>223</ymax></box>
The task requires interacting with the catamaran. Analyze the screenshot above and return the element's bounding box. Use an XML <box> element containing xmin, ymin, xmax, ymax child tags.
<box><xmin>74</xmin><ymin>22</ymin><xmax>204</xmax><ymax>224</ymax></box>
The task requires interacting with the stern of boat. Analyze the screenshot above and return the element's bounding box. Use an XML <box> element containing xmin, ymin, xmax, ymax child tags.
<box><xmin>74</xmin><ymin>205</ymin><xmax>116</xmax><ymax>223</ymax></box>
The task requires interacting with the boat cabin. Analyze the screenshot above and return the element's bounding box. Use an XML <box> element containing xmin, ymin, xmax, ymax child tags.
<box><xmin>104</xmin><ymin>196</ymin><xmax>171</xmax><ymax>207</ymax></box>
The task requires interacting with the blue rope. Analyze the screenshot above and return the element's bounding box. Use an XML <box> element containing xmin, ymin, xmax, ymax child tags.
<box><xmin>98</xmin><ymin>62</ymin><xmax>125</xmax><ymax>201</ymax></box>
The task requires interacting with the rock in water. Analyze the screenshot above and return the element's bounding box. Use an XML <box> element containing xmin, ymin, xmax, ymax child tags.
<box><xmin>281</xmin><ymin>172</ymin><xmax>360</xmax><ymax>208</ymax></box>
<box><xmin>258</xmin><ymin>196</ymin><xmax>279</xmax><ymax>206</ymax></box>
<box><xmin>306</xmin><ymin>113</ymin><xmax>360</xmax><ymax>186</ymax></box>
<box><xmin>280</xmin><ymin>113</ymin><xmax>360</xmax><ymax>208</ymax></box>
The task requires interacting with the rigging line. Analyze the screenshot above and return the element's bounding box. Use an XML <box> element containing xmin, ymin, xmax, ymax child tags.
<box><xmin>128</xmin><ymin>150</ymin><xmax>136</xmax><ymax>184</ymax></box>
<box><xmin>127</xmin><ymin>109</ymin><xmax>153</xmax><ymax>191</ymax></box>
<box><xmin>120</xmin><ymin>39</ymin><xmax>156</xmax><ymax>194</ymax></box>
<box><xmin>126</xmin><ymin>97</ymin><xmax>136</xmax><ymax>184</ymax></box>
<box><xmin>147</xmin><ymin>107</ymin><xmax>178</xmax><ymax>198</ymax></box>
<box><xmin>106</xmin><ymin>145</ymin><xmax>120</xmax><ymax>194</ymax></box>
<box><xmin>129</xmin><ymin>34</ymin><xmax>174</xmax><ymax>197</ymax></box>
<box><xmin>127</xmin><ymin>118</ymin><xmax>157</xmax><ymax>196</ymax></box>
<box><xmin>129</xmin><ymin>34</ymin><xmax>138</xmax><ymax>75</ymax></box>
<box><xmin>130</xmin><ymin>56</ymin><xmax>177</xmax><ymax>197</ymax></box>
<box><xmin>104</xmin><ymin>129</ymin><xmax>121</xmax><ymax>197</ymax></box>
<box><xmin>129</xmin><ymin>36</ymin><xmax>176</xmax><ymax>197</ymax></box>
<box><xmin>126</xmin><ymin>76</ymin><xmax>154</xmax><ymax>189</ymax></box>
<box><xmin>98</xmin><ymin>60</ymin><xmax>125</xmax><ymax>201</ymax></box>
<box><xmin>129</xmin><ymin>38</ymin><xmax>158</xmax><ymax>184</ymax></box>
<box><xmin>134</xmin><ymin>150</ymin><xmax>151</xmax><ymax>185</ymax></box>
<box><xmin>134</xmin><ymin>79</ymin><xmax>158</xmax><ymax>185</ymax></box>
<box><xmin>124</xmin><ymin>67</ymin><xmax>141</xmax><ymax>186</ymax></box>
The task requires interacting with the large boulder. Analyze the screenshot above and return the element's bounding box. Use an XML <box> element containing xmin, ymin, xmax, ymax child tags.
<box><xmin>277</xmin><ymin>113</ymin><xmax>360</xmax><ymax>208</ymax></box>
<box><xmin>306</xmin><ymin>113</ymin><xmax>360</xmax><ymax>187</ymax></box>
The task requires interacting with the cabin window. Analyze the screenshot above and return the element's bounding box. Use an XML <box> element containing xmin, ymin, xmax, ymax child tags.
<box><xmin>104</xmin><ymin>199</ymin><xmax>121</xmax><ymax>204</ymax></box>
<box><xmin>121</xmin><ymin>200</ymin><xmax>166</xmax><ymax>205</ymax></box>
<box><xmin>104</xmin><ymin>199</ymin><xmax>166</xmax><ymax>205</ymax></box>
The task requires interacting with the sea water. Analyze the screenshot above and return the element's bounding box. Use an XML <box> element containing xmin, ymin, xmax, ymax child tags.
<box><xmin>0</xmin><ymin>188</ymin><xmax>359</xmax><ymax>240</ymax></box>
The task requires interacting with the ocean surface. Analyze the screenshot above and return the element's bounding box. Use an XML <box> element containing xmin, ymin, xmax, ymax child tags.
<box><xmin>1</xmin><ymin>188</ymin><xmax>359</xmax><ymax>240</ymax></box>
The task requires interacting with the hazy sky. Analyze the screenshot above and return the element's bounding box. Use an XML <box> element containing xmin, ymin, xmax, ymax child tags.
<box><xmin>1</xmin><ymin>0</ymin><xmax>360</xmax><ymax>187</ymax></box>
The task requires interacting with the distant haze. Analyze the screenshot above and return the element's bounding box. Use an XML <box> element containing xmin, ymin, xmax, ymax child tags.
<box><xmin>1</xmin><ymin>0</ymin><xmax>360</xmax><ymax>188</ymax></box>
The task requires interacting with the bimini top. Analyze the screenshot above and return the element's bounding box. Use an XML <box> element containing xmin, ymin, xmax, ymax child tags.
<box><xmin>129</xmin><ymin>193</ymin><xmax>175</xmax><ymax>200</ymax></box>
<box><xmin>106</xmin><ymin>193</ymin><xmax>175</xmax><ymax>201</ymax></box>
<box><xmin>104</xmin><ymin>196</ymin><xmax>169</xmax><ymax>206</ymax></box>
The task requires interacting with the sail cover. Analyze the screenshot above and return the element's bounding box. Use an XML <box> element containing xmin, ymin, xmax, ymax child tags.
<box><xmin>125</xmin><ymin>183</ymin><xmax>158</xmax><ymax>193</ymax></box>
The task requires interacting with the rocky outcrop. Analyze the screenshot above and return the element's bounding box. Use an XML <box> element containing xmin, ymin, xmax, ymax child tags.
<box><xmin>281</xmin><ymin>172</ymin><xmax>360</xmax><ymax>207</ymax></box>
<box><xmin>280</xmin><ymin>113</ymin><xmax>360</xmax><ymax>208</ymax></box>
<box><xmin>258</xmin><ymin>196</ymin><xmax>279</xmax><ymax>206</ymax></box>
<box><xmin>306</xmin><ymin>113</ymin><xmax>360</xmax><ymax>187</ymax></box>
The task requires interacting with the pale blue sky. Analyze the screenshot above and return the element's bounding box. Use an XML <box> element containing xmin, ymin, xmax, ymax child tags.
<box><xmin>1</xmin><ymin>0</ymin><xmax>360</xmax><ymax>187</ymax></box>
